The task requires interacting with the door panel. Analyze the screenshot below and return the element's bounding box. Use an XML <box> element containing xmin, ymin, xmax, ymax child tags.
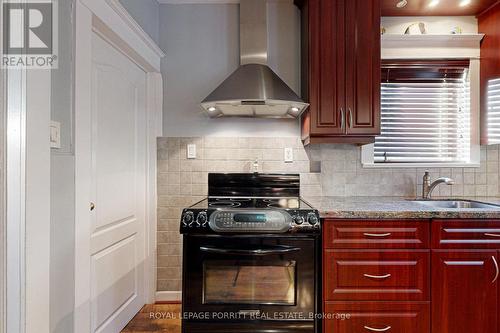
<box><xmin>89</xmin><ymin>33</ymin><xmax>147</xmax><ymax>333</ymax></box>
<box><xmin>309</xmin><ymin>0</ymin><xmax>345</xmax><ymax>135</ymax></box>
<box><xmin>91</xmin><ymin>236</ymin><xmax>137</xmax><ymax>330</ymax></box>
<box><xmin>345</xmin><ymin>0</ymin><xmax>381</xmax><ymax>135</ymax></box>
<box><xmin>431</xmin><ymin>250</ymin><xmax>498</xmax><ymax>333</ymax></box>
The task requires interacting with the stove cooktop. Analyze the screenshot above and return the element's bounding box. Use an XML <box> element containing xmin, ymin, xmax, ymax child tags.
<box><xmin>180</xmin><ymin>173</ymin><xmax>320</xmax><ymax>235</ymax></box>
<box><xmin>190</xmin><ymin>197</ymin><xmax>313</xmax><ymax>210</ymax></box>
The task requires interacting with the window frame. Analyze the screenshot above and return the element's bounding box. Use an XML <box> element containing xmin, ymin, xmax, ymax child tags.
<box><xmin>362</xmin><ymin>58</ymin><xmax>481</xmax><ymax>169</ymax></box>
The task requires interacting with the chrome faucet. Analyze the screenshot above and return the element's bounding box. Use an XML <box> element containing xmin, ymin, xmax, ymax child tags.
<box><xmin>422</xmin><ymin>171</ymin><xmax>455</xmax><ymax>199</ymax></box>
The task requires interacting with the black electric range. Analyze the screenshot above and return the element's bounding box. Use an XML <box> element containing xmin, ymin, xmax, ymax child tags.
<box><xmin>180</xmin><ymin>173</ymin><xmax>321</xmax><ymax>333</ymax></box>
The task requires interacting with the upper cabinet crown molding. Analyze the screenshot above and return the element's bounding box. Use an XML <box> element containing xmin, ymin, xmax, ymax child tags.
<box><xmin>382</xmin><ymin>34</ymin><xmax>485</xmax><ymax>43</ymax></box>
<box><xmin>382</xmin><ymin>34</ymin><xmax>484</xmax><ymax>60</ymax></box>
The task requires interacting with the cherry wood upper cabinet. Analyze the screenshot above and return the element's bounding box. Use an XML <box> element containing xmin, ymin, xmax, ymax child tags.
<box><xmin>431</xmin><ymin>250</ymin><xmax>499</xmax><ymax>333</ymax></box>
<box><xmin>296</xmin><ymin>0</ymin><xmax>381</xmax><ymax>145</ymax></box>
<box><xmin>478</xmin><ymin>2</ymin><xmax>500</xmax><ymax>145</ymax></box>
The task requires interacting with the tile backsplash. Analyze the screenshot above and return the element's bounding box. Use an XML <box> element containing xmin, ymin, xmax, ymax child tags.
<box><xmin>156</xmin><ymin>137</ymin><xmax>500</xmax><ymax>292</ymax></box>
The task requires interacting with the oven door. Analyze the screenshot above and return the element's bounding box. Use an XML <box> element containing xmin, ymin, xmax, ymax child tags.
<box><xmin>182</xmin><ymin>235</ymin><xmax>317</xmax><ymax>322</ymax></box>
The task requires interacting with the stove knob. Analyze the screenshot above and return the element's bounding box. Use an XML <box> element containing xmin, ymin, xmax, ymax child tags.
<box><xmin>294</xmin><ymin>215</ymin><xmax>304</xmax><ymax>225</ymax></box>
<box><xmin>183</xmin><ymin>211</ymin><xmax>194</xmax><ymax>226</ymax></box>
<box><xmin>197</xmin><ymin>212</ymin><xmax>208</xmax><ymax>226</ymax></box>
<box><xmin>307</xmin><ymin>213</ymin><xmax>319</xmax><ymax>225</ymax></box>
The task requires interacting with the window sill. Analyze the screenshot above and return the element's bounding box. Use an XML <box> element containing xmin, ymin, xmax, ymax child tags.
<box><xmin>362</xmin><ymin>162</ymin><xmax>481</xmax><ymax>169</ymax></box>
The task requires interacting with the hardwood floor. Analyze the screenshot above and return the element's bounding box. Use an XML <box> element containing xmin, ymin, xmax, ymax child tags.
<box><xmin>122</xmin><ymin>303</ymin><xmax>181</xmax><ymax>333</ymax></box>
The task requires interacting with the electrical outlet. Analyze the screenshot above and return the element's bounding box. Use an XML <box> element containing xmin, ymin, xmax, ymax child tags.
<box><xmin>187</xmin><ymin>144</ymin><xmax>197</xmax><ymax>159</ymax></box>
<box><xmin>284</xmin><ymin>147</ymin><xmax>293</xmax><ymax>163</ymax></box>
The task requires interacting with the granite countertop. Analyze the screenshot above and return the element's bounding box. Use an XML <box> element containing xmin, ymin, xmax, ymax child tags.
<box><xmin>304</xmin><ymin>197</ymin><xmax>500</xmax><ymax>219</ymax></box>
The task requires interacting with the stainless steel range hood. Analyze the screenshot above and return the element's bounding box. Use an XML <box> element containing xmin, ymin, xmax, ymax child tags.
<box><xmin>200</xmin><ymin>0</ymin><xmax>308</xmax><ymax>118</ymax></box>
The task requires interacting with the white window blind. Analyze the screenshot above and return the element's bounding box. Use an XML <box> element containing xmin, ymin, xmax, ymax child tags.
<box><xmin>375</xmin><ymin>60</ymin><xmax>471</xmax><ymax>164</ymax></box>
<box><xmin>487</xmin><ymin>78</ymin><xmax>500</xmax><ymax>144</ymax></box>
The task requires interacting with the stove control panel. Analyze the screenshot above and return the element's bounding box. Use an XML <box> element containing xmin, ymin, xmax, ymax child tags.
<box><xmin>209</xmin><ymin>210</ymin><xmax>292</xmax><ymax>233</ymax></box>
<box><xmin>180</xmin><ymin>209</ymin><xmax>321</xmax><ymax>234</ymax></box>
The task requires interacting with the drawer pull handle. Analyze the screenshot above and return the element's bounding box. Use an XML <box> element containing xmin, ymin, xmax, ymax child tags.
<box><xmin>363</xmin><ymin>273</ymin><xmax>391</xmax><ymax>279</ymax></box>
<box><xmin>492</xmin><ymin>256</ymin><xmax>499</xmax><ymax>284</ymax></box>
<box><xmin>485</xmin><ymin>233</ymin><xmax>500</xmax><ymax>238</ymax></box>
<box><xmin>364</xmin><ymin>325</ymin><xmax>391</xmax><ymax>332</ymax></box>
<box><xmin>363</xmin><ymin>233</ymin><xmax>392</xmax><ymax>238</ymax></box>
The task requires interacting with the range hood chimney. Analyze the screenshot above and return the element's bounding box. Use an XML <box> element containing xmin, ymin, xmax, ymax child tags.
<box><xmin>200</xmin><ymin>0</ymin><xmax>308</xmax><ymax>118</ymax></box>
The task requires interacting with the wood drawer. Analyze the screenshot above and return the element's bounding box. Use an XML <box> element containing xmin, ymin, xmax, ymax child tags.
<box><xmin>324</xmin><ymin>302</ymin><xmax>430</xmax><ymax>333</ymax></box>
<box><xmin>432</xmin><ymin>220</ymin><xmax>500</xmax><ymax>249</ymax></box>
<box><xmin>323</xmin><ymin>220</ymin><xmax>430</xmax><ymax>249</ymax></box>
<box><xmin>324</xmin><ymin>250</ymin><xmax>430</xmax><ymax>301</ymax></box>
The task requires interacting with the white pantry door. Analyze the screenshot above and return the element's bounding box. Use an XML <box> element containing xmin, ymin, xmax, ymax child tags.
<box><xmin>87</xmin><ymin>32</ymin><xmax>147</xmax><ymax>333</ymax></box>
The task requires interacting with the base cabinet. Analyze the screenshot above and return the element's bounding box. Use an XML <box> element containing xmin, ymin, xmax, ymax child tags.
<box><xmin>323</xmin><ymin>219</ymin><xmax>500</xmax><ymax>333</ymax></box>
<box><xmin>324</xmin><ymin>302</ymin><xmax>430</xmax><ymax>333</ymax></box>
<box><xmin>431</xmin><ymin>250</ymin><xmax>499</xmax><ymax>333</ymax></box>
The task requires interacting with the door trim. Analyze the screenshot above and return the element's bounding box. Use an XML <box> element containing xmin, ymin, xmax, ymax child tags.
<box><xmin>74</xmin><ymin>0</ymin><xmax>163</xmax><ymax>331</ymax></box>
<box><xmin>4</xmin><ymin>38</ymin><xmax>52</xmax><ymax>333</ymax></box>
<box><xmin>0</xmin><ymin>41</ymin><xmax>6</xmax><ymax>333</ymax></box>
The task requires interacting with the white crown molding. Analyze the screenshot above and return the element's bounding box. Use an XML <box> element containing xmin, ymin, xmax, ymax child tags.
<box><xmin>382</xmin><ymin>33</ymin><xmax>485</xmax><ymax>59</ymax></box>
<box><xmin>105</xmin><ymin>0</ymin><xmax>165</xmax><ymax>58</ymax></box>
<box><xmin>382</xmin><ymin>33</ymin><xmax>485</xmax><ymax>43</ymax></box>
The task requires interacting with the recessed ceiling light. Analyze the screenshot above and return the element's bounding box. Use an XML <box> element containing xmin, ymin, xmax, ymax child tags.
<box><xmin>428</xmin><ymin>0</ymin><xmax>440</xmax><ymax>7</ymax></box>
<box><xmin>290</xmin><ymin>107</ymin><xmax>300</xmax><ymax>113</ymax></box>
<box><xmin>207</xmin><ymin>106</ymin><xmax>217</xmax><ymax>112</ymax></box>
<box><xmin>396</xmin><ymin>0</ymin><xmax>408</xmax><ymax>8</ymax></box>
<box><xmin>459</xmin><ymin>0</ymin><xmax>471</xmax><ymax>6</ymax></box>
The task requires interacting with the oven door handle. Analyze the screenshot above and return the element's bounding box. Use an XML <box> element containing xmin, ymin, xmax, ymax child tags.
<box><xmin>199</xmin><ymin>245</ymin><xmax>301</xmax><ymax>256</ymax></box>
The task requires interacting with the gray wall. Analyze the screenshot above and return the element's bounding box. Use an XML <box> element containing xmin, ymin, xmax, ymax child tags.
<box><xmin>159</xmin><ymin>2</ymin><xmax>301</xmax><ymax>137</ymax></box>
<box><xmin>120</xmin><ymin>0</ymin><xmax>160</xmax><ymax>44</ymax></box>
<box><xmin>50</xmin><ymin>0</ymin><xmax>75</xmax><ymax>332</ymax></box>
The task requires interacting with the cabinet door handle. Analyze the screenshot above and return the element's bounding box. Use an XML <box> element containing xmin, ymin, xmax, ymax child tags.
<box><xmin>348</xmin><ymin>107</ymin><xmax>353</xmax><ymax>128</ymax></box>
<box><xmin>363</xmin><ymin>273</ymin><xmax>391</xmax><ymax>279</ymax></box>
<box><xmin>364</xmin><ymin>325</ymin><xmax>391</xmax><ymax>332</ymax></box>
<box><xmin>492</xmin><ymin>256</ymin><xmax>499</xmax><ymax>284</ymax></box>
<box><xmin>485</xmin><ymin>233</ymin><xmax>500</xmax><ymax>238</ymax></box>
<box><xmin>340</xmin><ymin>108</ymin><xmax>345</xmax><ymax>131</ymax></box>
<box><xmin>363</xmin><ymin>232</ymin><xmax>392</xmax><ymax>238</ymax></box>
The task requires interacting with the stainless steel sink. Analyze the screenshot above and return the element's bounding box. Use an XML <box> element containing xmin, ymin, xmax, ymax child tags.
<box><xmin>413</xmin><ymin>200</ymin><xmax>500</xmax><ymax>209</ymax></box>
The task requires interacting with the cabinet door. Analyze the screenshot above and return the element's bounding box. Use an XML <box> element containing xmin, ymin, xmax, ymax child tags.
<box><xmin>432</xmin><ymin>250</ymin><xmax>498</xmax><ymax>333</ymax></box>
<box><xmin>345</xmin><ymin>0</ymin><xmax>381</xmax><ymax>136</ymax></box>
<box><xmin>308</xmin><ymin>0</ymin><xmax>346</xmax><ymax>135</ymax></box>
<box><xmin>324</xmin><ymin>250</ymin><xmax>430</xmax><ymax>301</ymax></box>
<box><xmin>323</xmin><ymin>220</ymin><xmax>430</xmax><ymax>249</ymax></box>
<box><xmin>325</xmin><ymin>302</ymin><xmax>430</xmax><ymax>333</ymax></box>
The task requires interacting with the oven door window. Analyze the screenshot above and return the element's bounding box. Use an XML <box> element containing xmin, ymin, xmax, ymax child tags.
<box><xmin>203</xmin><ymin>260</ymin><xmax>296</xmax><ymax>305</ymax></box>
